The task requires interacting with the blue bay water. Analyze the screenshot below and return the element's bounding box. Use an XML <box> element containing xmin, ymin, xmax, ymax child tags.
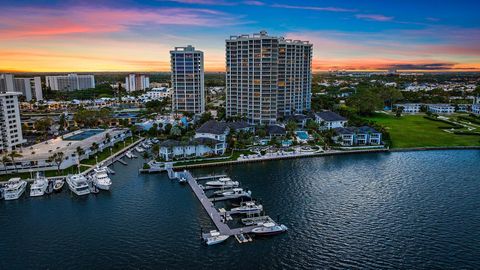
<box><xmin>1</xmin><ymin>150</ymin><xmax>479</xmax><ymax>269</ymax></box>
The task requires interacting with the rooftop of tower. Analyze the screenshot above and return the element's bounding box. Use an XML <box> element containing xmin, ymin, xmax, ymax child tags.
<box><xmin>228</xmin><ymin>30</ymin><xmax>311</xmax><ymax>45</ymax></box>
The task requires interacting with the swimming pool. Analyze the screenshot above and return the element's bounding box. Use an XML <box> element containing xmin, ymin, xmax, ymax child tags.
<box><xmin>295</xmin><ymin>131</ymin><xmax>309</xmax><ymax>140</ymax></box>
<box><xmin>64</xmin><ymin>129</ymin><xmax>104</xmax><ymax>141</ymax></box>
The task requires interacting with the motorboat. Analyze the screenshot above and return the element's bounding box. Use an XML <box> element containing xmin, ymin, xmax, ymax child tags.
<box><xmin>142</xmin><ymin>142</ymin><xmax>151</xmax><ymax>149</ymax></box>
<box><xmin>66</xmin><ymin>174</ymin><xmax>90</xmax><ymax>196</ymax></box>
<box><xmin>125</xmin><ymin>151</ymin><xmax>137</xmax><ymax>159</ymax></box>
<box><xmin>217</xmin><ymin>188</ymin><xmax>251</xmax><ymax>198</ymax></box>
<box><xmin>135</xmin><ymin>146</ymin><xmax>145</xmax><ymax>153</ymax></box>
<box><xmin>3</xmin><ymin>178</ymin><xmax>27</xmax><ymax>200</ymax></box>
<box><xmin>229</xmin><ymin>201</ymin><xmax>263</xmax><ymax>215</ymax></box>
<box><xmin>53</xmin><ymin>179</ymin><xmax>65</xmax><ymax>192</ymax></box>
<box><xmin>205</xmin><ymin>231</ymin><xmax>229</xmax><ymax>245</ymax></box>
<box><xmin>92</xmin><ymin>167</ymin><xmax>112</xmax><ymax>190</ymax></box>
<box><xmin>205</xmin><ymin>177</ymin><xmax>239</xmax><ymax>188</ymax></box>
<box><xmin>29</xmin><ymin>175</ymin><xmax>48</xmax><ymax>197</ymax></box>
<box><xmin>251</xmin><ymin>222</ymin><xmax>288</xmax><ymax>236</ymax></box>
<box><xmin>151</xmin><ymin>138</ymin><xmax>159</xmax><ymax>144</ymax></box>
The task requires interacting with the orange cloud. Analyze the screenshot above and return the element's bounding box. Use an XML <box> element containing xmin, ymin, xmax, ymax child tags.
<box><xmin>0</xmin><ymin>6</ymin><xmax>238</xmax><ymax>40</ymax></box>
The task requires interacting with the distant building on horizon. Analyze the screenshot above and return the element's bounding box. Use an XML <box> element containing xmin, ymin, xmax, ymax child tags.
<box><xmin>0</xmin><ymin>92</ymin><xmax>25</xmax><ymax>152</ymax></box>
<box><xmin>0</xmin><ymin>74</ymin><xmax>43</xmax><ymax>101</ymax></box>
<box><xmin>226</xmin><ymin>31</ymin><xmax>312</xmax><ymax>124</ymax></box>
<box><xmin>170</xmin><ymin>45</ymin><xmax>205</xmax><ymax>115</ymax></box>
<box><xmin>0</xmin><ymin>74</ymin><xmax>15</xmax><ymax>92</ymax></box>
<box><xmin>46</xmin><ymin>74</ymin><xmax>95</xmax><ymax>91</ymax></box>
<box><xmin>125</xmin><ymin>74</ymin><xmax>150</xmax><ymax>92</ymax></box>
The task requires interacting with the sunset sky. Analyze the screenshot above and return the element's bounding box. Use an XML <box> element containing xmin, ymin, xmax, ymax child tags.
<box><xmin>1</xmin><ymin>0</ymin><xmax>479</xmax><ymax>72</ymax></box>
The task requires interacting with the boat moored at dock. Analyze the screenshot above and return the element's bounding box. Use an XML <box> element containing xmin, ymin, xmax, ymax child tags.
<box><xmin>66</xmin><ymin>174</ymin><xmax>90</xmax><ymax>196</ymax></box>
<box><xmin>53</xmin><ymin>179</ymin><xmax>65</xmax><ymax>192</ymax></box>
<box><xmin>92</xmin><ymin>167</ymin><xmax>112</xmax><ymax>190</ymax></box>
<box><xmin>125</xmin><ymin>151</ymin><xmax>137</xmax><ymax>159</ymax></box>
<box><xmin>251</xmin><ymin>222</ymin><xmax>288</xmax><ymax>236</ymax></box>
<box><xmin>204</xmin><ymin>230</ymin><xmax>229</xmax><ymax>245</ymax></box>
<box><xmin>229</xmin><ymin>201</ymin><xmax>263</xmax><ymax>215</ymax></box>
<box><xmin>135</xmin><ymin>146</ymin><xmax>145</xmax><ymax>153</ymax></box>
<box><xmin>217</xmin><ymin>188</ymin><xmax>251</xmax><ymax>197</ymax></box>
<box><xmin>29</xmin><ymin>175</ymin><xmax>48</xmax><ymax>197</ymax></box>
<box><xmin>205</xmin><ymin>177</ymin><xmax>239</xmax><ymax>188</ymax></box>
<box><xmin>3</xmin><ymin>178</ymin><xmax>27</xmax><ymax>200</ymax></box>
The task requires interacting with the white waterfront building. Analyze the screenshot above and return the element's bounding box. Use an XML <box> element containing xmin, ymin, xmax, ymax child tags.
<box><xmin>159</xmin><ymin>120</ymin><xmax>228</xmax><ymax>161</ymax></box>
<box><xmin>226</xmin><ymin>31</ymin><xmax>312</xmax><ymax>124</ymax></box>
<box><xmin>428</xmin><ymin>104</ymin><xmax>455</xmax><ymax>114</ymax></box>
<box><xmin>314</xmin><ymin>111</ymin><xmax>347</xmax><ymax>130</ymax></box>
<box><xmin>46</xmin><ymin>74</ymin><xmax>95</xmax><ymax>91</ymax></box>
<box><xmin>125</xmin><ymin>74</ymin><xmax>150</xmax><ymax>92</ymax></box>
<box><xmin>393</xmin><ymin>103</ymin><xmax>422</xmax><ymax>113</ymax></box>
<box><xmin>0</xmin><ymin>92</ymin><xmax>25</xmax><ymax>152</ymax></box>
<box><xmin>142</xmin><ymin>87</ymin><xmax>171</xmax><ymax>100</ymax></box>
<box><xmin>170</xmin><ymin>45</ymin><xmax>205</xmax><ymax>114</ymax></box>
<box><xmin>473</xmin><ymin>104</ymin><xmax>480</xmax><ymax>116</ymax></box>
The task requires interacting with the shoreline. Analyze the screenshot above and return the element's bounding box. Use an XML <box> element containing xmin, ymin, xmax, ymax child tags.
<box><xmin>175</xmin><ymin>145</ymin><xmax>480</xmax><ymax>170</ymax></box>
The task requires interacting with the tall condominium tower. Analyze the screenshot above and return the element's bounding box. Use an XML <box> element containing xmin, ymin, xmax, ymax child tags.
<box><xmin>226</xmin><ymin>31</ymin><xmax>312</xmax><ymax>124</ymax></box>
<box><xmin>170</xmin><ymin>45</ymin><xmax>205</xmax><ymax>114</ymax></box>
<box><xmin>0</xmin><ymin>92</ymin><xmax>25</xmax><ymax>152</ymax></box>
<box><xmin>125</xmin><ymin>74</ymin><xmax>150</xmax><ymax>92</ymax></box>
<box><xmin>46</xmin><ymin>74</ymin><xmax>95</xmax><ymax>91</ymax></box>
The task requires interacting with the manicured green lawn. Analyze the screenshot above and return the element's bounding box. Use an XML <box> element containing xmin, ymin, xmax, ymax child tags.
<box><xmin>365</xmin><ymin>113</ymin><xmax>480</xmax><ymax>148</ymax></box>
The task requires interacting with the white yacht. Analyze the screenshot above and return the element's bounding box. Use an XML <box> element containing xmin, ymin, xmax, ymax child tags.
<box><xmin>205</xmin><ymin>177</ymin><xmax>239</xmax><ymax>188</ymax></box>
<box><xmin>30</xmin><ymin>175</ymin><xmax>48</xmax><ymax>197</ymax></box>
<box><xmin>92</xmin><ymin>167</ymin><xmax>112</xmax><ymax>190</ymax></box>
<box><xmin>3</xmin><ymin>178</ymin><xmax>27</xmax><ymax>200</ymax></box>
<box><xmin>230</xmin><ymin>201</ymin><xmax>263</xmax><ymax>215</ymax></box>
<box><xmin>218</xmin><ymin>188</ymin><xmax>251</xmax><ymax>197</ymax></box>
<box><xmin>66</xmin><ymin>174</ymin><xmax>90</xmax><ymax>196</ymax></box>
<box><xmin>205</xmin><ymin>231</ymin><xmax>229</xmax><ymax>245</ymax></box>
<box><xmin>135</xmin><ymin>146</ymin><xmax>145</xmax><ymax>153</ymax></box>
<box><xmin>125</xmin><ymin>151</ymin><xmax>137</xmax><ymax>159</ymax></box>
<box><xmin>251</xmin><ymin>223</ymin><xmax>288</xmax><ymax>236</ymax></box>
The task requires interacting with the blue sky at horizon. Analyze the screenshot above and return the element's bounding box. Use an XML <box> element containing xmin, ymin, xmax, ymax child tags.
<box><xmin>1</xmin><ymin>0</ymin><xmax>479</xmax><ymax>72</ymax></box>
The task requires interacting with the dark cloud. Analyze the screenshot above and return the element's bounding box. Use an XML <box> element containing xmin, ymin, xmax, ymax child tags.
<box><xmin>387</xmin><ymin>63</ymin><xmax>456</xmax><ymax>70</ymax></box>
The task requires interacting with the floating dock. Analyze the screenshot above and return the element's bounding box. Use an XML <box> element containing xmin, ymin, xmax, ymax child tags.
<box><xmin>175</xmin><ymin>170</ymin><xmax>283</xmax><ymax>243</ymax></box>
<box><xmin>179</xmin><ymin>171</ymin><xmax>261</xmax><ymax>236</ymax></box>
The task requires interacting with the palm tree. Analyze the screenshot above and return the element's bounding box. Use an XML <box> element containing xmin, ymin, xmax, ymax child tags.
<box><xmin>1</xmin><ymin>155</ymin><xmax>11</xmax><ymax>173</ymax></box>
<box><xmin>152</xmin><ymin>144</ymin><xmax>159</xmax><ymax>159</ymax></box>
<box><xmin>76</xmin><ymin>146</ymin><xmax>85</xmax><ymax>162</ymax></box>
<box><xmin>90</xmin><ymin>142</ymin><xmax>99</xmax><ymax>152</ymax></box>
<box><xmin>105</xmin><ymin>132</ymin><xmax>111</xmax><ymax>144</ymax></box>
<box><xmin>49</xmin><ymin>152</ymin><xmax>65</xmax><ymax>174</ymax></box>
<box><xmin>8</xmin><ymin>151</ymin><xmax>22</xmax><ymax>172</ymax></box>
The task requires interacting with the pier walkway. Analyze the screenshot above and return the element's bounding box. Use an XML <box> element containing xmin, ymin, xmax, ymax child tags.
<box><xmin>178</xmin><ymin>170</ymin><xmax>262</xmax><ymax>236</ymax></box>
